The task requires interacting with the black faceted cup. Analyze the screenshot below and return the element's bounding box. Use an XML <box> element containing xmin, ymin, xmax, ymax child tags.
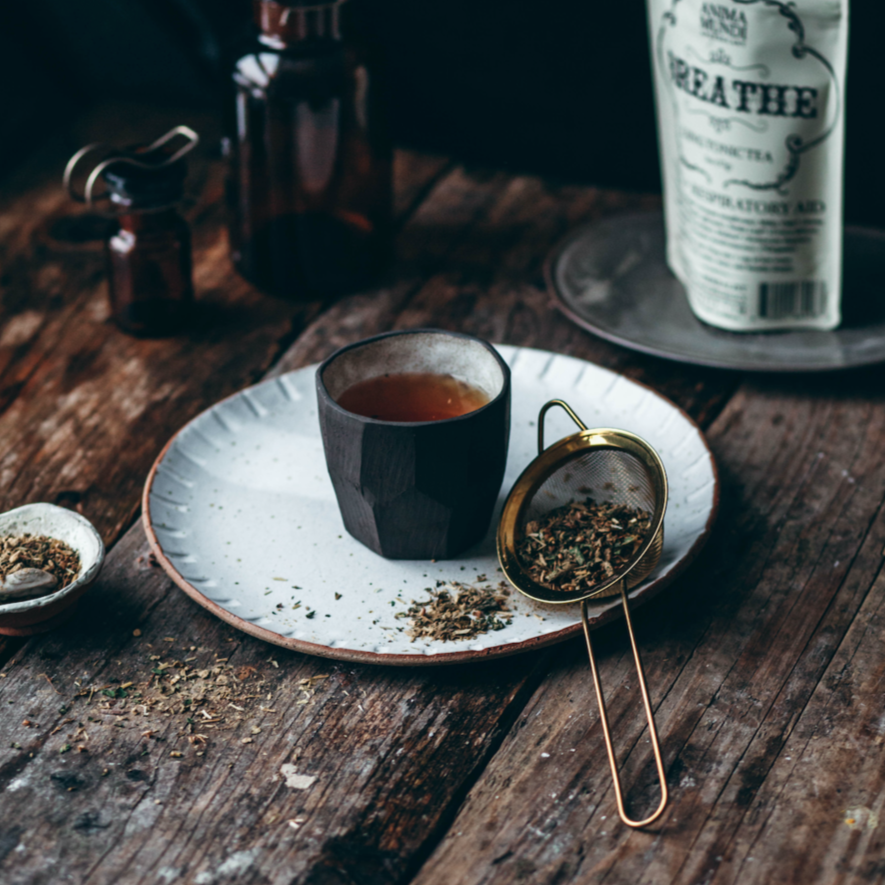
<box><xmin>316</xmin><ymin>329</ymin><xmax>511</xmax><ymax>559</ymax></box>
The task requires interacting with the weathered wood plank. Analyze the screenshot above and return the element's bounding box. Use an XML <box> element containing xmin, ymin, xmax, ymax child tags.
<box><xmin>410</xmin><ymin>373</ymin><xmax>885</xmax><ymax>885</ymax></box>
<box><xmin>723</xmin><ymin>542</ymin><xmax>885</xmax><ymax>884</ymax></box>
<box><xmin>392</xmin><ymin>151</ymin><xmax>453</xmax><ymax>222</ymax></box>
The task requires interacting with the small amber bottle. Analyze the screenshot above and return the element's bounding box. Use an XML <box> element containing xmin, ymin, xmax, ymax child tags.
<box><xmin>102</xmin><ymin>159</ymin><xmax>194</xmax><ymax>337</ymax></box>
<box><xmin>64</xmin><ymin>127</ymin><xmax>198</xmax><ymax>337</ymax></box>
<box><xmin>227</xmin><ymin>0</ymin><xmax>392</xmax><ymax>298</ymax></box>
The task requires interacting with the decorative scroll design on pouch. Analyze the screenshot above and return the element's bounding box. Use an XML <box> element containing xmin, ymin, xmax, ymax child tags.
<box><xmin>658</xmin><ymin>0</ymin><xmax>685</xmax><ymax>69</ymax></box>
<box><xmin>723</xmin><ymin>0</ymin><xmax>840</xmax><ymax>194</ymax></box>
<box><xmin>706</xmin><ymin>157</ymin><xmax>733</xmax><ymax>171</ymax></box>
<box><xmin>687</xmin><ymin>45</ymin><xmax>771</xmax><ymax>77</ymax></box>
<box><xmin>680</xmin><ymin>154</ymin><xmax>712</xmax><ymax>181</ymax></box>
<box><xmin>686</xmin><ymin>106</ymin><xmax>770</xmax><ymax>133</ymax></box>
<box><xmin>661</xmin><ymin>0</ymin><xmax>684</xmax><ymax>27</ymax></box>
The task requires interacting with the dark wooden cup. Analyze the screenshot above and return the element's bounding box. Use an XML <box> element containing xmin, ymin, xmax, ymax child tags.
<box><xmin>316</xmin><ymin>329</ymin><xmax>511</xmax><ymax>559</ymax></box>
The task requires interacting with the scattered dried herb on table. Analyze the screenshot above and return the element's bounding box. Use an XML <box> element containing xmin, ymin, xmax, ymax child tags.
<box><xmin>518</xmin><ymin>500</ymin><xmax>652</xmax><ymax>594</ymax></box>
<box><xmin>0</xmin><ymin>638</ymin><xmax>332</xmax><ymax>760</ymax></box>
<box><xmin>396</xmin><ymin>580</ymin><xmax>513</xmax><ymax>642</ymax></box>
<box><xmin>0</xmin><ymin>534</ymin><xmax>81</xmax><ymax>588</ymax></box>
<box><xmin>61</xmin><ymin>646</ymin><xmax>329</xmax><ymax>755</ymax></box>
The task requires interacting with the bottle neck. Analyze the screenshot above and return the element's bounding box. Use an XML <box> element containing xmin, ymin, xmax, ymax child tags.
<box><xmin>117</xmin><ymin>208</ymin><xmax>182</xmax><ymax>234</ymax></box>
<box><xmin>255</xmin><ymin>0</ymin><xmax>344</xmax><ymax>49</ymax></box>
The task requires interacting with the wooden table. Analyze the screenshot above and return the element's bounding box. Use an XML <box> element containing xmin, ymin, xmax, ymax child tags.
<box><xmin>1</xmin><ymin>104</ymin><xmax>883</xmax><ymax>885</ymax></box>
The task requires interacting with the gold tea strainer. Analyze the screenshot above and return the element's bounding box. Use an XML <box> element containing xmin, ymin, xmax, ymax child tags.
<box><xmin>497</xmin><ymin>400</ymin><xmax>669</xmax><ymax>827</ymax></box>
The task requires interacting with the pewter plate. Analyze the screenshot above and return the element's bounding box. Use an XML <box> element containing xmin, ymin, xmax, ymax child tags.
<box><xmin>549</xmin><ymin>212</ymin><xmax>885</xmax><ymax>372</ymax></box>
<box><xmin>143</xmin><ymin>346</ymin><xmax>718</xmax><ymax>665</ymax></box>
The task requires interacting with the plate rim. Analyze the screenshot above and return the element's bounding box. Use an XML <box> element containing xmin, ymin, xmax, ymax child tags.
<box><xmin>142</xmin><ymin>346</ymin><xmax>720</xmax><ymax>666</ymax></box>
<box><xmin>546</xmin><ymin>211</ymin><xmax>885</xmax><ymax>374</ymax></box>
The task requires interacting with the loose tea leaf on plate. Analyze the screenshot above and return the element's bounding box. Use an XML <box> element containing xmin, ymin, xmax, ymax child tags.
<box><xmin>396</xmin><ymin>580</ymin><xmax>513</xmax><ymax>642</ymax></box>
<box><xmin>517</xmin><ymin>499</ymin><xmax>651</xmax><ymax>594</ymax></box>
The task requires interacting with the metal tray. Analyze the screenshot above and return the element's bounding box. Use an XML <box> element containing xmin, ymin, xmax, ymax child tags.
<box><xmin>549</xmin><ymin>211</ymin><xmax>885</xmax><ymax>372</ymax></box>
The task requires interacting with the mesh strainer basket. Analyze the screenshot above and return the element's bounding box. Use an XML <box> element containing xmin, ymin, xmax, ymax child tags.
<box><xmin>497</xmin><ymin>399</ymin><xmax>669</xmax><ymax>827</ymax></box>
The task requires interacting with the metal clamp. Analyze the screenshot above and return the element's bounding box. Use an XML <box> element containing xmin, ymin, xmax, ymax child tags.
<box><xmin>64</xmin><ymin>125</ymin><xmax>199</xmax><ymax>207</ymax></box>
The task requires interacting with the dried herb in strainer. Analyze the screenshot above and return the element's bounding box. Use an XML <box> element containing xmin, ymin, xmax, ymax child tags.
<box><xmin>517</xmin><ymin>499</ymin><xmax>651</xmax><ymax>594</ymax></box>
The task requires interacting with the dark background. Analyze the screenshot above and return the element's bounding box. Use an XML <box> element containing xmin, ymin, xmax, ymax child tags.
<box><xmin>0</xmin><ymin>0</ymin><xmax>880</xmax><ymax>225</ymax></box>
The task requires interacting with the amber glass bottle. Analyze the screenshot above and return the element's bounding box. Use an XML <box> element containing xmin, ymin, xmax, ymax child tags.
<box><xmin>228</xmin><ymin>0</ymin><xmax>391</xmax><ymax>298</ymax></box>
<box><xmin>103</xmin><ymin>160</ymin><xmax>194</xmax><ymax>336</ymax></box>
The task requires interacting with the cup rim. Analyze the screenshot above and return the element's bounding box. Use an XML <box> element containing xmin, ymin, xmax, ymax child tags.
<box><xmin>316</xmin><ymin>328</ymin><xmax>511</xmax><ymax>427</ymax></box>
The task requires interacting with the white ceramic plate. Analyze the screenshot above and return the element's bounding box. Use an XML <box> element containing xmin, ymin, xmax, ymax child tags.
<box><xmin>143</xmin><ymin>346</ymin><xmax>718</xmax><ymax>665</ymax></box>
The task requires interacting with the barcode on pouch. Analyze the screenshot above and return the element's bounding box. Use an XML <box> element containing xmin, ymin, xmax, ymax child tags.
<box><xmin>758</xmin><ymin>282</ymin><xmax>828</xmax><ymax>320</ymax></box>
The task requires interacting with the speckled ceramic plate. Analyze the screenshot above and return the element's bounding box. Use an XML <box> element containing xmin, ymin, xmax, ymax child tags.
<box><xmin>549</xmin><ymin>212</ymin><xmax>885</xmax><ymax>372</ymax></box>
<box><xmin>143</xmin><ymin>346</ymin><xmax>718</xmax><ymax>665</ymax></box>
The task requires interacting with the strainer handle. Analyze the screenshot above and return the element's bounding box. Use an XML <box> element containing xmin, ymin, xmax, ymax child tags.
<box><xmin>537</xmin><ymin>399</ymin><xmax>587</xmax><ymax>454</ymax></box>
<box><xmin>581</xmin><ymin>587</ymin><xmax>669</xmax><ymax>828</ymax></box>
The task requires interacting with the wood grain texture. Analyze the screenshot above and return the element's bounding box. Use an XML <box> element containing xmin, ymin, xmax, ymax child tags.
<box><xmin>411</xmin><ymin>370</ymin><xmax>885</xmax><ymax>885</ymax></box>
<box><xmin>0</xmin><ymin>107</ymin><xmax>746</xmax><ymax>885</ymax></box>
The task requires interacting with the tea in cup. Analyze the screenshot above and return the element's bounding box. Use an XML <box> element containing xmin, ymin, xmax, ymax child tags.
<box><xmin>316</xmin><ymin>329</ymin><xmax>511</xmax><ymax>559</ymax></box>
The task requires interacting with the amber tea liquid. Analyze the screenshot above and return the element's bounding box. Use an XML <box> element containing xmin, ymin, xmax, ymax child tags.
<box><xmin>336</xmin><ymin>373</ymin><xmax>489</xmax><ymax>422</ymax></box>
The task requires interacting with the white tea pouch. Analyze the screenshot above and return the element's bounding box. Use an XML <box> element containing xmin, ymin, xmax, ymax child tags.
<box><xmin>648</xmin><ymin>0</ymin><xmax>849</xmax><ymax>330</ymax></box>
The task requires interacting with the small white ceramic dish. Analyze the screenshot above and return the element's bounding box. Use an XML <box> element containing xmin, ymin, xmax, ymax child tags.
<box><xmin>144</xmin><ymin>345</ymin><xmax>718</xmax><ymax>665</ymax></box>
<box><xmin>0</xmin><ymin>503</ymin><xmax>105</xmax><ymax>636</ymax></box>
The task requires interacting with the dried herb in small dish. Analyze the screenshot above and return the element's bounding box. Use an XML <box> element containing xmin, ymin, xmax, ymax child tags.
<box><xmin>0</xmin><ymin>534</ymin><xmax>81</xmax><ymax>591</ymax></box>
<box><xmin>517</xmin><ymin>500</ymin><xmax>651</xmax><ymax>594</ymax></box>
<box><xmin>396</xmin><ymin>580</ymin><xmax>513</xmax><ymax>642</ymax></box>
